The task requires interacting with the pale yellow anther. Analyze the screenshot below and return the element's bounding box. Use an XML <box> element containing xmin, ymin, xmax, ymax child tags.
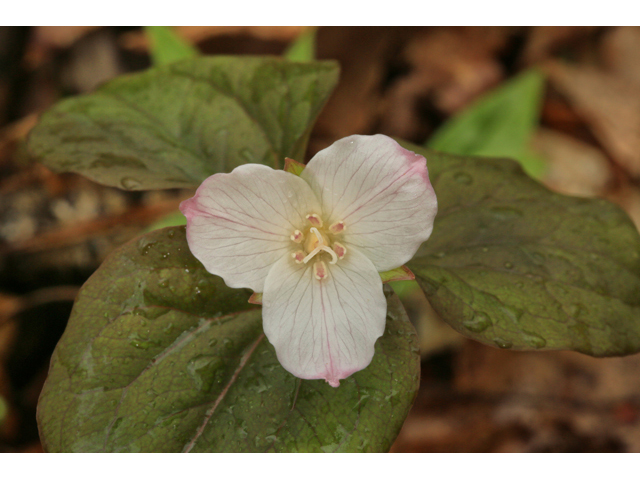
<box><xmin>313</xmin><ymin>260</ymin><xmax>328</xmax><ymax>280</ymax></box>
<box><xmin>329</xmin><ymin>221</ymin><xmax>346</xmax><ymax>234</ymax></box>
<box><xmin>333</xmin><ymin>242</ymin><xmax>347</xmax><ymax>259</ymax></box>
<box><xmin>291</xmin><ymin>250</ymin><xmax>306</xmax><ymax>264</ymax></box>
<box><xmin>290</xmin><ymin>230</ymin><xmax>304</xmax><ymax>243</ymax></box>
<box><xmin>306</xmin><ymin>214</ymin><xmax>323</xmax><ymax>228</ymax></box>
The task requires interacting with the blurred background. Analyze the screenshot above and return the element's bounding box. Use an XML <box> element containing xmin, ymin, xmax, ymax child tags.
<box><xmin>1</xmin><ymin>26</ymin><xmax>640</xmax><ymax>452</ymax></box>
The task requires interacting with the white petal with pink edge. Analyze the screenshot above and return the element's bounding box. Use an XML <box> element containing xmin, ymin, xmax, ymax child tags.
<box><xmin>180</xmin><ymin>164</ymin><xmax>321</xmax><ymax>292</ymax></box>
<box><xmin>301</xmin><ymin>135</ymin><xmax>437</xmax><ymax>272</ymax></box>
<box><xmin>262</xmin><ymin>247</ymin><xmax>386</xmax><ymax>387</ymax></box>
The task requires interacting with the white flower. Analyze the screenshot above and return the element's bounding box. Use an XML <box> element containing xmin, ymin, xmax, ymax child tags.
<box><xmin>180</xmin><ymin>134</ymin><xmax>437</xmax><ymax>387</ymax></box>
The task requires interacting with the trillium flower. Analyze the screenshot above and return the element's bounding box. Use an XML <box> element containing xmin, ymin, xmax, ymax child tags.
<box><xmin>180</xmin><ymin>135</ymin><xmax>437</xmax><ymax>387</ymax></box>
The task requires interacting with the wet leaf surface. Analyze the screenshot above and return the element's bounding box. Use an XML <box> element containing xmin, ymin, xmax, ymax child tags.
<box><xmin>27</xmin><ymin>57</ymin><xmax>339</xmax><ymax>190</ymax></box>
<box><xmin>37</xmin><ymin>227</ymin><xmax>419</xmax><ymax>452</ymax></box>
<box><xmin>404</xmin><ymin>142</ymin><xmax>640</xmax><ymax>356</ymax></box>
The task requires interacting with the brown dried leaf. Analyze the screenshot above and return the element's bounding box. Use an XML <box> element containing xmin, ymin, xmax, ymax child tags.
<box><xmin>522</xmin><ymin>27</ymin><xmax>601</xmax><ymax>64</ymax></box>
<box><xmin>533</xmin><ymin>128</ymin><xmax>614</xmax><ymax>197</ymax></box>
<box><xmin>547</xmin><ymin>60</ymin><xmax>640</xmax><ymax>177</ymax></box>
<box><xmin>601</xmin><ymin>27</ymin><xmax>640</xmax><ymax>86</ymax></box>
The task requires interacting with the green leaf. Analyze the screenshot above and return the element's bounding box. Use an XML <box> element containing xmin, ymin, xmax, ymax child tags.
<box><xmin>144</xmin><ymin>210</ymin><xmax>187</xmax><ymax>233</ymax></box>
<box><xmin>284</xmin><ymin>28</ymin><xmax>317</xmax><ymax>62</ymax></box>
<box><xmin>403</xmin><ymin>142</ymin><xmax>640</xmax><ymax>356</ymax></box>
<box><xmin>145</xmin><ymin>26</ymin><xmax>198</xmax><ymax>66</ymax></box>
<box><xmin>27</xmin><ymin>57</ymin><xmax>339</xmax><ymax>190</ymax></box>
<box><xmin>427</xmin><ymin>69</ymin><xmax>547</xmax><ymax>179</ymax></box>
<box><xmin>37</xmin><ymin>227</ymin><xmax>419</xmax><ymax>452</ymax></box>
<box><xmin>379</xmin><ymin>266</ymin><xmax>415</xmax><ymax>284</ymax></box>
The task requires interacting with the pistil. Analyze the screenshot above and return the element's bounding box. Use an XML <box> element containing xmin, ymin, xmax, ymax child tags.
<box><xmin>302</xmin><ymin>227</ymin><xmax>338</xmax><ymax>264</ymax></box>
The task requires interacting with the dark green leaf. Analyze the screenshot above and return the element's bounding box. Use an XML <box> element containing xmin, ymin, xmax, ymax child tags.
<box><xmin>145</xmin><ymin>26</ymin><xmax>198</xmax><ymax>66</ymax></box>
<box><xmin>27</xmin><ymin>57</ymin><xmax>339</xmax><ymax>190</ymax></box>
<box><xmin>427</xmin><ymin>70</ymin><xmax>547</xmax><ymax>179</ymax></box>
<box><xmin>38</xmin><ymin>227</ymin><xmax>419</xmax><ymax>452</ymax></box>
<box><xmin>284</xmin><ymin>28</ymin><xmax>316</xmax><ymax>62</ymax></box>
<box><xmin>403</xmin><ymin>142</ymin><xmax>640</xmax><ymax>356</ymax></box>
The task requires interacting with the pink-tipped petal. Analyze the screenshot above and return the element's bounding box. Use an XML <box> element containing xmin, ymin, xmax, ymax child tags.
<box><xmin>180</xmin><ymin>164</ymin><xmax>321</xmax><ymax>292</ymax></box>
<box><xmin>262</xmin><ymin>247</ymin><xmax>386</xmax><ymax>387</ymax></box>
<box><xmin>301</xmin><ymin>135</ymin><xmax>437</xmax><ymax>271</ymax></box>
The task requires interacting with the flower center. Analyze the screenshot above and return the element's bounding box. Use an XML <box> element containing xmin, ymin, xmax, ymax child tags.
<box><xmin>290</xmin><ymin>214</ymin><xmax>347</xmax><ymax>280</ymax></box>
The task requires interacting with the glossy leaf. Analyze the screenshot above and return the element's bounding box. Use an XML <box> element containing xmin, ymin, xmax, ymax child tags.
<box><xmin>145</xmin><ymin>26</ymin><xmax>198</xmax><ymax>66</ymax></box>
<box><xmin>403</xmin><ymin>142</ymin><xmax>640</xmax><ymax>356</ymax></box>
<box><xmin>427</xmin><ymin>70</ymin><xmax>547</xmax><ymax>179</ymax></box>
<box><xmin>27</xmin><ymin>57</ymin><xmax>339</xmax><ymax>190</ymax></box>
<box><xmin>37</xmin><ymin>227</ymin><xmax>419</xmax><ymax>452</ymax></box>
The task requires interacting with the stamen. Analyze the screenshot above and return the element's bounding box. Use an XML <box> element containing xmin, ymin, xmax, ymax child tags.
<box><xmin>290</xmin><ymin>230</ymin><xmax>304</xmax><ymax>243</ymax></box>
<box><xmin>291</xmin><ymin>251</ymin><xmax>306</xmax><ymax>264</ymax></box>
<box><xmin>322</xmin><ymin>245</ymin><xmax>338</xmax><ymax>264</ymax></box>
<box><xmin>329</xmin><ymin>221</ymin><xmax>345</xmax><ymax>234</ymax></box>
<box><xmin>333</xmin><ymin>242</ymin><xmax>347</xmax><ymax>259</ymax></box>
<box><xmin>306</xmin><ymin>214</ymin><xmax>323</xmax><ymax>227</ymax></box>
<box><xmin>313</xmin><ymin>260</ymin><xmax>328</xmax><ymax>280</ymax></box>
<box><xmin>302</xmin><ymin>228</ymin><xmax>339</xmax><ymax>264</ymax></box>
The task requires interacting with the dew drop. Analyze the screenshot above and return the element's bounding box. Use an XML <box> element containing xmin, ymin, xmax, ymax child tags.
<box><xmin>186</xmin><ymin>355</ymin><xmax>223</xmax><ymax>391</ymax></box>
<box><xmin>500</xmin><ymin>304</ymin><xmax>523</xmax><ymax>324</ymax></box>
<box><xmin>493</xmin><ymin>337</ymin><xmax>513</xmax><ymax>349</ymax></box>
<box><xmin>462</xmin><ymin>311</ymin><xmax>491</xmax><ymax>333</ymax></box>
<box><xmin>522</xmin><ymin>331</ymin><xmax>546</xmax><ymax>349</ymax></box>
<box><xmin>137</xmin><ymin>238</ymin><xmax>157</xmax><ymax>256</ymax></box>
<box><xmin>120</xmin><ymin>177</ymin><xmax>141</xmax><ymax>190</ymax></box>
<box><xmin>453</xmin><ymin>172</ymin><xmax>473</xmax><ymax>185</ymax></box>
<box><xmin>489</xmin><ymin>206</ymin><xmax>523</xmax><ymax>221</ymax></box>
<box><xmin>568</xmin><ymin>303</ymin><xmax>586</xmax><ymax>318</ymax></box>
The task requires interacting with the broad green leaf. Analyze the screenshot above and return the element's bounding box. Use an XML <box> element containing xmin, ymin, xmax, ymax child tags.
<box><xmin>144</xmin><ymin>210</ymin><xmax>187</xmax><ymax>232</ymax></box>
<box><xmin>37</xmin><ymin>227</ymin><xmax>419</xmax><ymax>452</ymax></box>
<box><xmin>403</xmin><ymin>141</ymin><xmax>640</xmax><ymax>356</ymax></box>
<box><xmin>27</xmin><ymin>57</ymin><xmax>339</xmax><ymax>190</ymax></box>
<box><xmin>428</xmin><ymin>70</ymin><xmax>547</xmax><ymax>179</ymax></box>
<box><xmin>145</xmin><ymin>26</ymin><xmax>198</xmax><ymax>66</ymax></box>
<box><xmin>284</xmin><ymin>28</ymin><xmax>317</xmax><ymax>62</ymax></box>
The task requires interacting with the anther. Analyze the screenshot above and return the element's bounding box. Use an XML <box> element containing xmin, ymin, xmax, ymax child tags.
<box><xmin>313</xmin><ymin>261</ymin><xmax>328</xmax><ymax>280</ymax></box>
<box><xmin>291</xmin><ymin>251</ymin><xmax>306</xmax><ymax>264</ymax></box>
<box><xmin>306</xmin><ymin>214</ymin><xmax>323</xmax><ymax>228</ymax></box>
<box><xmin>333</xmin><ymin>242</ymin><xmax>347</xmax><ymax>260</ymax></box>
<box><xmin>329</xmin><ymin>221</ymin><xmax>345</xmax><ymax>234</ymax></box>
<box><xmin>290</xmin><ymin>230</ymin><xmax>304</xmax><ymax>243</ymax></box>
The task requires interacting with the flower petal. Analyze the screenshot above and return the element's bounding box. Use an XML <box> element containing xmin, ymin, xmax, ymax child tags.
<box><xmin>180</xmin><ymin>164</ymin><xmax>321</xmax><ymax>292</ymax></box>
<box><xmin>262</xmin><ymin>247</ymin><xmax>386</xmax><ymax>387</ymax></box>
<box><xmin>301</xmin><ymin>134</ymin><xmax>437</xmax><ymax>271</ymax></box>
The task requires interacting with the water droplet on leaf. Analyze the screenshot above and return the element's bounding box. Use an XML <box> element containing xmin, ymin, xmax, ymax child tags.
<box><xmin>454</xmin><ymin>172</ymin><xmax>473</xmax><ymax>185</ymax></box>
<box><xmin>462</xmin><ymin>312</ymin><xmax>491</xmax><ymax>332</ymax></box>
<box><xmin>120</xmin><ymin>177</ymin><xmax>141</xmax><ymax>190</ymax></box>
<box><xmin>493</xmin><ymin>337</ymin><xmax>513</xmax><ymax>349</ymax></box>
